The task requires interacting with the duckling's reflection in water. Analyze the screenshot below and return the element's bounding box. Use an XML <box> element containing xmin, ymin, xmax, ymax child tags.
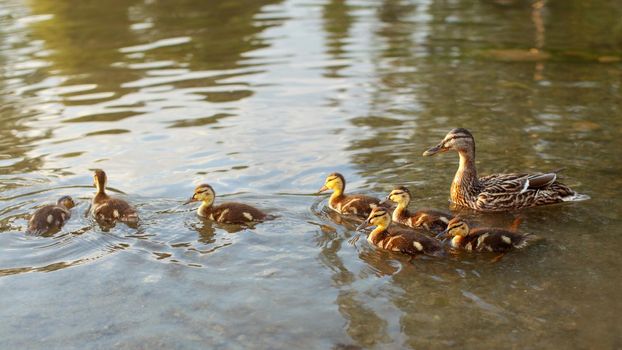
<box><xmin>185</xmin><ymin>219</ymin><xmax>242</xmax><ymax>255</ymax></box>
<box><xmin>313</xmin><ymin>222</ymin><xmax>392</xmax><ymax>347</ymax></box>
<box><xmin>93</xmin><ymin>217</ymin><xmax>140</xmax><ymax>232</ymax></box>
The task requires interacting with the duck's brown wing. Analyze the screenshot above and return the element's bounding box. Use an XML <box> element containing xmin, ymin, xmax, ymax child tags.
<box><xmin>469</xmin><ymin>228</ymin><xmax>524</xmax><ymax>253</ymax></box>
<box><xmin>477</xmin><ymin>171</ymin><xmax>578</xmax><ymax>211</ymax></box>
<box><xmin>386</xmin><ymin>227</ymin><xmax>443</xmax><ymax>257</ymax></box>
<box><xmin>93</xmin><ymin>197</ymin><xmax>138</xmax><ymax>223</ymax></box>
<box><xmin>339</xmin><ymin>194</ymin><xmax>381</xmax><ymax>218</ymax></box>
<box><xmin>476</xmin><ymin>180</ymin><xmax>576</xmax><ymax>211</ymax></box>
<box><xmin>410</xmin><ymin>209</ymin><xmax>454</xmax><ymax>234</ymax></box>
<box><xmin>212</xmin><ymin>202</ymin><xmax>267</xmax><ymax>224</ymax></box>
<box><xmin>28</xmin><ymin>205</ymin><xmax>71</xmax><ymax>234</ymax></box>
<box><xmin>479</xmin><ymin>173</ymin><xmax>530</xmax><ymax>193</ymax></box>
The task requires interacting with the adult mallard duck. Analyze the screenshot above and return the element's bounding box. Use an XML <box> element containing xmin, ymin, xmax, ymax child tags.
<box><xmin>185</xmin><ymin>183</ymin><xmax>268</xmax><ymax>224</ymax></box>
<box><xmin>357</xmin><ymin>207</ymin><xmax>444</xmax><ymax>257</ymax></box>
<box><xmin>91</xmin><ymin>169</ymin><xmax>139</xmax><ymax>225</ymax></box>
<box><xmin>27</xmin><ymin>195</ymin><xmax>75</xmax><ymax>235</ymax></box>
<box><xmin>439</xmin><ymin>217</ymin><xmax>538</xmax><ymax>253</ymax></box>
<box><xmin>318</xmin><ymin>172</ymin><xmax>384</xmax><ymax>218</ymax></box>
<box><xmin>422</xmin><ymin>128</ymin><xmax>588</xmax><ymax>211</ymax></box>
<box><xmin>382</xmin><ymin>186</ymin><xmax>453</xmax><ymax>234</ymax></box>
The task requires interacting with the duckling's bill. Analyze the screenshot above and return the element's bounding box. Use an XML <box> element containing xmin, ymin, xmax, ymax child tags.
<box><xmin>184</xmin><ymin>195</ymin><xmax>198</xmax><ymax>205</ymax></box>
<box><xmin>435</xmin><ymin>228</ymin><xmax>449</xmax><ymax>239</ymax></box>
<box><xmin>356</xmin><ymin>219</ymin><xmax>370</xmax><ymax>231</ymax></box>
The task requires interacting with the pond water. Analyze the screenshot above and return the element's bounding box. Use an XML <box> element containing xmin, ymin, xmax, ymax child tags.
<box><xmin>1</xmin><ymin>0</ymin><xmax>621</xmax><ymax>348</ymax></box>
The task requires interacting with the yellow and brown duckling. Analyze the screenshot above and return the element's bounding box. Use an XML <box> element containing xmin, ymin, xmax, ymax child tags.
<box><xmin>423</xmin><ymin>128</ymin><xmax>588</xmax><ymax>211</ymax></box>
<box><xmin>318</xmin><ymin>172</ymin><xmax>384</xmax><ymax>218</ymax></box>
<box><xmin>27</xmin><ymin>195</ymin><xmax>75</xmax><ymax>235</ymax></box>
<box><xmin>357</xmin><ymin>207</ymin><xmax>444</xmax><ymax>257</ymax></box>
<box><xmin>185</xmin><ymin>184</ymin><xmax>268</xmax><ymax>224</ymax></box>
<box><xmin>91</xmin><ymin>169</ymin><xmax>139</xmax><ymax>225</ymax></box>
<box><xmin>439</xmin><ymin>217</ymin><xmax>538</xmax><ymax>253</ymax></box>
<box><xmin>383</xmin><ymin>186</ymin><xmax>453</xmax><ymax>234</ymax></box>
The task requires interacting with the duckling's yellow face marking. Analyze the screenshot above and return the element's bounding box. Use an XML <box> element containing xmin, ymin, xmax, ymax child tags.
<box><xmin>365</xmin><ymin>208</ymin><xmax>391</xmax><ymax>228</ymax></box>
<box><xmin>446</xmin><ymin>219</ymin><xmax>469</xmax><ymax>237</ymax></box>
<box><xmin>192</xmin><ymin>185</ymin><xmax>215</xmax><ymax>204</ymax></box>
<box><xmin>57</xmin><ymin>196</ymin><xmax>75</xmax><ymax>209</ymax></box>
<box><xmin>388</xmin><ymin>187</ymin><xmax>411</xmax><ymax>206</ymax></box>
<box><xmin>319</xmin><ymin>173</ymin><xmax>345</xmax><ymax>193</ymax></box>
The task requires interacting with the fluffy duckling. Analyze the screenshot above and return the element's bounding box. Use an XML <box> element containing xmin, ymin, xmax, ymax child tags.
<box><xmin>185</xmin><ymin>184</ymin><xmax>268</xmax><ymax>224</ymax></box>
<box><xmin>440</xmin><ymin>217</ymin><xmax>538</xmax><ymax>253</ymax></box>
<box><xmin>91</xmin><ymin>169</ymin><xmax>138</xmax><ymax>224</ymax></box>
<box><xmin>318</xmin><ymin>172</ymin><xmax>383</xmax><ymax>218</ymax></box>
<box><xmin>383</xmin><ymin>186</ymin><xmax>453</xmax><ymax>234</ymax></box>
<box><xmin>27</xmin><ymin>195</ymin><xmax>75</xmax><ymax>235</ymax></box>
<box><xmin>423</xmin><ymin>128</ymin><xmax>588</xmax><ymax>211</ymax></box>
<box><xmin>357</xmin><ymin>207</ymin><xmax>443</xmax><ymax>257</ymax></box>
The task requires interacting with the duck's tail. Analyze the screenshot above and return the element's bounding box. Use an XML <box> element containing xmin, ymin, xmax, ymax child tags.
<box><xmin>514</xmin><ymin>233</ymin><xmax>542</xmax><ymax>249</ymax></box>
<box><xmin>561</xmin><ymin>192</ymin><xmax>590</xmax><ymax>202</ymax></box>
<box><xmin>121</xmin><ymin>212</ymin><xmax>140</xmax><ymax>224</ymax></box>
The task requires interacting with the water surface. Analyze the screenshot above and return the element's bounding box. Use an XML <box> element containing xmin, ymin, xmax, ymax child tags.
<box><xmin>1</xmin><ymin>0</ymin><xmax>621</xmax><ymax>348</ymax></box>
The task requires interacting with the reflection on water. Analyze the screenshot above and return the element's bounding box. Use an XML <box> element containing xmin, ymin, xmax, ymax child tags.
<box><xmin>1</xmin><ymin>0</ymin><xmax>621</xmax><ymax>348</ymax></box>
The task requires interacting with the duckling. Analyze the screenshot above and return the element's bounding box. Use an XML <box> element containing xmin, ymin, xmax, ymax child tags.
<box><xmin>91</xmin><ymin>169</ymin><xmax>138</xmax><ymax>225</ymax></box>
<box><xmin>27</xmin><ymin>195</ymin><xmax>75</xmax><ymax>235</ymax></box>
<box><xmin>318</xmin><ymin>172</ymin><xmax>383</xmax><ymax>218</ymax></box>
<box><xmin>383</xmin><ymin>186</ymin><xmax>453</xmax><ymax>234</ymax></box>
<box><xmin>423</xmin><ymin>128</ymin><xmax>588</xmax><ymax>211</ymax></box>
<box><xmin>440</xmin><ymin>217</ymin><xmax>538</xmax><ymax>253</ymax></box>
<box><xmin>357</xmin><ymin>207</ymin><xmax>443</xmax><ymax>257</ymax></box>
<box><xmin>185</xmin><ymin>184</ymin><xmax>268</xmax><ymax>224</ymax></box>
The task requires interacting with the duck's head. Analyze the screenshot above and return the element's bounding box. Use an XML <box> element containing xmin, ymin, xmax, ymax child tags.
<box><xmin>438</xmin><ymin>217</ymin><xmax>470</xmax><ymax>239</ymax></box>
<box><xmin>318</xmin><ymin>172</ymin><xmax>345</xmax><ymax>194</ymax></box>
<box><xmin>423</xmin><ymin>128</ymin><xmax>475</xmax><ymax>156</ymax></box>
<box><xmin>57</xmin><ymin>195</ymin><xmax>75</xmax><ymax>209</ymax></box>
<box><xmin>93</xmin><ymin>169</ymin><xmax>107</xmax><ymax>192</ymax></box>
<box><xmin>383</xmin><ymin>186</ymin><xmax>411</xmax><ymax>206</ymax></box>
<box><xmin>185</xmin><ymin>184</ymin><xmax>215</xmax><ymax>206</ymax></box>
<box><xmin>357</xmin><ymin>207</ymin><xmax>391</xmax><ymax>231</ymax></box>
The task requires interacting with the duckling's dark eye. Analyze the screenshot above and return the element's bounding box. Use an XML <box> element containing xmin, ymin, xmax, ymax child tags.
<box><xmin>371</xmin><ymin>211</ymin><xmax>386</xmax><ymax>219</ymax></box>
<box><xmin>450</xmin><ymin>223</ymin><xmax>464</xmax><ymax>230</ymax></box>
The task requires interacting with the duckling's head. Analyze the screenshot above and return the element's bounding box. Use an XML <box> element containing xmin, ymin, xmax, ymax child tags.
<box><xmin>57</xmin><ymin>195</ymin><xmax>75</xmax><ymax>209</ymax></box>
<box><xmin>423</xmin><ymin>128</ymin><xmax>475</xmax><ymax>156</ymax></box>
<box><xmin>357</xmin><ymin>207</ymin><xmax>391</xmax><ymax>231</ymax></box>
<box><xmin>185</xmin><ymin>184</ymin><xmax>215</xmax><ymax>206</ymax></box>
<box><xmin>442</xmin><ymin>217</ymin><xmax>470</xmax><ymax>238</ymax></box>
<box><xmin>318</xmin><ymin>173</ymin><xmax>346</xmax><ymax>194</ymax></box>
<box><xmin>93</xmin><ymin>169</ymin><xmax>107</xmax><ymax>192</ymax></box>
<box><xmin>385</xmin><ymin>186</ymin><xmax>411</xmax><ymax>206</ymax></box>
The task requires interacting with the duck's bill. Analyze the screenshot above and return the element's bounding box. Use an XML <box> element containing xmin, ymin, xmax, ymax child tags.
<box><xmin>435</xmin><ymin>228</ymin><xmax>449</xmax><ymax>239</ymax></box>
<box><xmin>379</xmin><ymin>197</ymin><xmax>390</xmax><ymax>206</ymax></box>
<box><xmin>356</xmin><ymin>220</ymin><xmax>370</xmax><ymax>231</ymax></box>
<box><xmin>317</xmin><ymin>185</ymin><xmax>329</xmax><ymax>193</ymax></box>
<box><xmin>422</xmin><ymin>144</ymin><xmax>445</xmax><ymax>156</ymax></box>
<box><xmin>183</xmin><ymin>197</ymin><xmax>197</xmax><ymax>205</ymax></box>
